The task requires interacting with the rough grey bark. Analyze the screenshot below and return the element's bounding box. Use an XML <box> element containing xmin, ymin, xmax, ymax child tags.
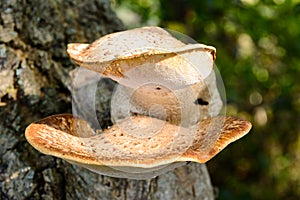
<box><xmin>0</xmin><ymin>0</ymin><xmax>214</xmax><ymax>199</ymax></box>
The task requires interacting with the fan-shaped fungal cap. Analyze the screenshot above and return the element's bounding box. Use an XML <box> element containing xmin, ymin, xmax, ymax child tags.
<box><xmin>67</xmin><ymin>26</ymin><xmax>216</xmax><ymax>89</ymax></box>
<box><xmin>25</xmin><ymin>114</ymin><xmax>251</xmax><ymax>179</ymax></box>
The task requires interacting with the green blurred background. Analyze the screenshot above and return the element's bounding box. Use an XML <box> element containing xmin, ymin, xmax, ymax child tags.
<box><xmin>113</xmin><ymin>0</ymin><xmax>300</xmax><ymax>199</ymax></box>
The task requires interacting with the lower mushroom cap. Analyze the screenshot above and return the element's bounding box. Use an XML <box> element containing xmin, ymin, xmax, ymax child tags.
<box><xmin>25</xmin><ymin>114</ymin><xmax>251</xmax><ymax>169</ymax></box>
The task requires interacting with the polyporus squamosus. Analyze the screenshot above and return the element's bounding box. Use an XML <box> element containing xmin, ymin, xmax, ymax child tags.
<box><xmin>25</xmin><ymin>27</ymin><xmax>251</xmax><ymax>179</ymax></box>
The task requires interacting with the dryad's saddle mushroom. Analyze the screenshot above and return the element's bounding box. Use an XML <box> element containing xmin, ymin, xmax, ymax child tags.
<box><xmin>25</xmin><ymin>26</ymin><xmax>252</xmax><ymax>179</ymax></box>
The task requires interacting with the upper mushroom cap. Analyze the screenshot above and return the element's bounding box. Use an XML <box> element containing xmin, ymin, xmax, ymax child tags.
<box><xmin>67</xmin><ymin>26</ymin><xmax>216</xmax><ymax>89</ymax></box>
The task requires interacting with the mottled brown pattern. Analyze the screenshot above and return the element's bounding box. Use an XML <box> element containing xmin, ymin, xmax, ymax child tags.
<box><xmin>25</xmin><ymin>114</ymin><xmax>251</xmax><ymax>168</ymax></box>
<box><xmin>67</xmin><ymin>27</ymin><xmax>216</xmax><ymax>87</ymax></box>
<box><xmin>182</xmin><ymin>116</ymin><xmax>252</xmax><ymax>163</ymax></box>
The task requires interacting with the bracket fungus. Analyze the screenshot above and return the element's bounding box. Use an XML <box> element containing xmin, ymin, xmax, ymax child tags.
<box><xmin>67</xmin><ymin>26</ymin><xmax>216</xmax><ymax>90</ymax></box>
<box><xmin>25</xmin><ymin>26</ymin><xmax>252</xmax><ymax>179</ymax></box>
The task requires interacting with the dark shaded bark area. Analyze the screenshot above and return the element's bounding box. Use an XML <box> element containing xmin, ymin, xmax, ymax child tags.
<box><xmin>0</xmin><ymin>1</ymin><xmax>214</xmax><ymax>199</ymax></box>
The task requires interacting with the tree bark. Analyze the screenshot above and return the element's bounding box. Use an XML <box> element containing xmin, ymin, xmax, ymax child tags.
<box><xmin>0</xmin><ymin>0</ymin><xmax>214</xmax><ymax>199</ymax></box>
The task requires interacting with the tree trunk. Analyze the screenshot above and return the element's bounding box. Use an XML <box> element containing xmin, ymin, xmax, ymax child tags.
<box><xmin>0</xmin><ymin>1</ymin><xmax>214</xmax><ymax>199</ymax></box>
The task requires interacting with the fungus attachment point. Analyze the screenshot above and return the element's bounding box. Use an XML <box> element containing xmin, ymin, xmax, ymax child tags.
<box><xmin>148</xmin><ymin>104</ymin><xmax>166</xmax><ymax>121</ymax></box>
<box><xmin>25</xmin><ymin>114</ymin><xmax>251</xmax><ymax>179</ymax></box>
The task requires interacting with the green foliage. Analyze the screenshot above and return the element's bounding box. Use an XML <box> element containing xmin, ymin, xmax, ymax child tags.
<box><xmin>114</xmin><ymin>0</ymin><xmax>300</xmax><ymax>199</ymax></box>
